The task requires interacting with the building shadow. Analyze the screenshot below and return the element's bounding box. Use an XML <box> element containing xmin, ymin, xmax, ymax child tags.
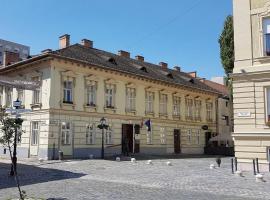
<box><xmin>0</xmin><ymin>162</ymin><xmax>86</xmax><ymax>190</ymax></box>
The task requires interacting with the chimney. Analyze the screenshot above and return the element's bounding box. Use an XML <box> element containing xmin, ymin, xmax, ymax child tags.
<box><xmin>135</xmin><ymin>55</ymin><xmax>144</xmax><ymax>62</ymax></box>
<box><xmin>81</xmin><ymin>39</ymin><xmax>93</xmax><ymax>48</ymax></box>
<box><xmin>59</xmin><ymin>34</ymin><xmax>70</xmax><ymax>49</ymax></box>
<box><xmin>41</xmin><ymin>49</ymin><xmax>52</xmax><ymax>54</ymax></box>
<box><xmin>3</xmin><ymin>51</ymin><xmax>20</xmax><ymax>66</ymax></box>
<box><xmin>159</xmin><ymin>62</ymin><xmax>168</xmax><ymax>70</ymax></box>
<box><xmin>188</xmin><ymin>71</ymin><xmax>197</xmax><ymax>78</ymax></box>
<box><xmin>118</xmin><ymin>50</ymin><xmax>130</xmax><ymax>58</ymax></box>
<box><xmin>173</xmin><ymin>66</ymin><xmax>181</xmax><ymax>72</ymax></box>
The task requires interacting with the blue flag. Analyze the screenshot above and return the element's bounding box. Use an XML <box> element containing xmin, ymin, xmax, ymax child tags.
<box><xmin>145</xmin><ymin>119</ymin><xmax>151</xmax><ymax>132</ymax></box>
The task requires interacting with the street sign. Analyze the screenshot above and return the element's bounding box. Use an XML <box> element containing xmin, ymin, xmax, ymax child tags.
<box><xmin>13</xmin><ymin>100</ymin><xmax>21</xmax><ymax>108</ymax></box>
<box><xmin>5</xmin><ymin>108</ymin><xmax>32</xmax><ymax>115</ymax></box>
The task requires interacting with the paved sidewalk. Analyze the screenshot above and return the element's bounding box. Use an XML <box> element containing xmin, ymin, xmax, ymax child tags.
<box><xmin>0</xmin><ymin>157</ymin><xmax>269</xmax><ymax>200</ymax></box>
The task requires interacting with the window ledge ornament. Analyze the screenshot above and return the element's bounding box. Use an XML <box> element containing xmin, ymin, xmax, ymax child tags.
<box><xmin>60</xmin><ymin>102</ymin><xmax>75</xmax><ymax>109</ymax></box>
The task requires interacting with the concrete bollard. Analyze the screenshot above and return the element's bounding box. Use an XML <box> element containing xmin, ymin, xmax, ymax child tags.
<box><xmin>166</xmin><ymin>161</ymin><xmax>172</xmax><ymax>166</ymax></box>
<box><xmin>210</xmin><ymin>164</ymin><xmax>215</xmax><ymax>169</ymax></box>
<box><xmin>235</xmin><ymin>170</ymin><xmax>243</xmax><ymax>177</ymax></box>
<box><xmin>89</xmin><ymin>154</ymin><xmax>94</xmax><ymax>159</ymax></box>
<box><xmin>146</xmin><ymin>160</ymin><xmax>153</xmax><ymax>165</ymax></box>
<box><xmin>255</xmin><ymin>174</ymin><xmax>264</xmax><ymax>182</ymax></box>
<box><xmin>116</xmin><ymin>157</ymin><xmax>121</xmax><ymax>162</ymax></box>
<box><xmin>131</xmin><ymin>158</ymin><xmax>136</xmax><ymax>163</ymax></box>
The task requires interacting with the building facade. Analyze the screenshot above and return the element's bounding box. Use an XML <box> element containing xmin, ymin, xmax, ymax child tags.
<box><xmin>0</xmin><ymin>39</ymin><xmax>30</xmax><ymax>66</ymax></box>
<box><xmin>0</xmin><ymin>35</ymin><xmax>220</xmax><ymax>159</ymax></box>
<box><xmin>233</xmin><ymin>0</ymin><xmax>270</xmax><ymax>171</ymax></box>
<box><xmin>203</xmin><ymin>79</ymin><xmax>233</xmax><ymax>148</ymax></box>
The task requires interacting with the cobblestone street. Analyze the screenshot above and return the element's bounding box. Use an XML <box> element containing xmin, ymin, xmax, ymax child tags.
<box><xmin>0</xmin><ymin>157</ymin><xmax>269</xmax><ymax>200</ymax></box>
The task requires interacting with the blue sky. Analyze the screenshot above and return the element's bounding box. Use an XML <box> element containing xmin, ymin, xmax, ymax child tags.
<box><xmin>0</xmin><ymin>0</ymin><xmax>232</xmax><ymax>79</ymax></box>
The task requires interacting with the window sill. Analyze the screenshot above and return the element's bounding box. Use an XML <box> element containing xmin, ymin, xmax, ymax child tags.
<box><xmin>173</xmin><ymin>115</ymin><xmax>181</xmax><ymax>119</ymax></box>
<box><xmin>145</xmin><ymin>112</ymin><xmax>154</xmax><ymax>116</ymax></box>
<box><xmin>126</xmin><ymin>110</ymin><xmax>136</xmax><ymax>115</ymax></box>
<box><xmin>84</xmin><ymin>104</ymin><xmax>97</xmax><ymax>112</ymax></box>
<box><xmin>30</xmin><ymin>103</ymin><xmax>42</xmax><ymax>109</ymax></box>
<box><xmin>159</xmin><ymin>113</ymin><xmax>168</xmax><ymax>118</ymax></box>
<box><xmin>104</xmin><ymin>107</ymin><xmax>117</xmax><ymax>113</ymax></box>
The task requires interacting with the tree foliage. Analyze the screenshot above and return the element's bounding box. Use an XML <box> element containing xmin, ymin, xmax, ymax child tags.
<box><xmin>219</xmin><ymin>15</ymin><xmax>234</xmax><ymax>77</ymax></box>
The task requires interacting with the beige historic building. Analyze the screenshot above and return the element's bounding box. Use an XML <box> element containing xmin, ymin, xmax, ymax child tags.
<box><xmin>233</xmin><ymin>0</ymin><xmax>270</xmax><ymax>171</ymax></box>
<box><xmin>0</xmin><ymin>34</ymin><xmax>220</xmax><ymax>159</ymax></box>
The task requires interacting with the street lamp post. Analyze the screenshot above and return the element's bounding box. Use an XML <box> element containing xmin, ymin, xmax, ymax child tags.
<box><xmin>97</xmin><ymin>117</ymin><xmax>108</xmax><ymax>159</ymax></box>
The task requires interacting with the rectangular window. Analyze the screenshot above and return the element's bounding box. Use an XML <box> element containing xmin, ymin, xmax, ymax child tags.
<box><xmin>0</xmin><ymin>86</ymin><xmax>3</xmax><ymax>106</ymax></box>
<box><xmin>196</xmin><ymin>130</ymin><xmax>200</xmax><ymax>145</ymax></box>
<box><xmin>194</xmin><ymin>100</ymin><xmax>202</xmax><ymax>121</ymax></box>
<box><xmin>187</xmin><ymin>129</ymin><xmax>192</xmax><ymax>144</ymax></box>
<box><xmin>32</xmin><ymin>76</ymin><xmax>41</xmax><ymax>104</ymax></box>
<box><xmin>266</xmin><ymin>88</ymin><xmax>270</xmax><ymax>122</ymax></box>
<box><xmin>147</xmin><ymin>130</ymin><xmax>153</xmax><ymax>144</ymax></box>
<box><xmin>263</xmin><ymin>18</ymin><xmax>270</xmax><ymax>56</ymax></box>
<box><xmin>17</xmin><ymin>126</ymin><xmax>22</xmax><ymax>144</ymax></box>
<box><xmin>105</xmin><ymin>84</ymin><xmax>115</xmax><ymax>108</ymax></box>
<box><xmin>31</xmin><ymin>122</ymin><xmax>39</xmax><ymax>145</ymax></box>
<box><xmin>86</xmin><ymin>124</ymin><xmax>96</xmax><ymax>144</ymax></box>
<box><xmin>267</xmin><ymin>147</ymin><xmax>270</xmax><ymax>162</ymax></box>
<box><xmin>145</xmin><ymin>91</ymin><xmax>154</xmax><ymax>114</ymax></box>
<box><xmin>160</xmin><ymin>127</ymin><xmax>166</xmax><ymax>144</ymax></box>
<box><xmin>61</xmin><ymin>122</ymin><xmax>71</xmax><ymax>145</ymax></box>
<box><xmin>63</xmin><ymin>80</ymin><xmax>73</xmax><ymax>103</ymax></box>
<box><xmin>185</xmin><ymin>98</ymin><xmax>193</xmax><ymax>120</ymax></box>
<box><xmin>126</xmin><ymin>87</ymin><xmax>136</xmax><ymax>112</ymax></box>
<box><xmin>173</xmin><ymin>96</ymin><xmax>181</xmax><ymax>117</ymax></box>
<box><xmin>159</xmin><ymin>94</ymin><xmax>168</xmax><ymax>115</ymax></box>
<box><xmin>206</xmin><ymin>102</ymin><xmax>213</xmax><ymax>122</ymax></box>
<box><xmin>5</xmin><ymin>87</ymin><xmax>12</xmax><ymax>107</ymax></box>
<box><xmin>17</xmin><ymin>89</ymin><xmax>24</xmax><ymax>106</ymax></box>
<box><xmin>87</xmin><ymin>83</ymin><xmax>97</xmax><ymax>106</ymax></box>
<box><xmin>105</xmin><ymin>127</ymin><xmax>113</xmax><ymax>144</ymax></box>
<box><xmin>225</xmin><ymin>116</ymin><xmax>229</xmax><ymax>126</ymax></box>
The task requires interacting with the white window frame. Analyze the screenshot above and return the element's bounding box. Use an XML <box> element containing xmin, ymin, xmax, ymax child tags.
<box><xmin>159</xmin><ymin>94</ymin><xmax>168</xmax><ymax>115</ymax></box>
<box><xmin>126</xmin><ymin>87</ymin><xmax>136</xmax><ymax>112</ymax></box>
<box><xmin>194</xmin><ymin>99</ymin><xmax>202</xmax><ymax>121</ymax></box>
<box><xmin>32</xmin><ymin>76</ymin><xmax>41</xmax><ymax>104</ymax></box>
<box><xmin>63</xmin><ymin>80</ymin><xmax>73</xmax><ymax>103</ymax></box>
<box><xmin>5</xmin><ymin>87</ymin><xmax>12</xmax><ymax>107</ymax></box>
<box><xmin>187</xmin><ymin>129</ymin><xmax>192</xmax><ymax>144</ymax></box>
<box><xmin>173</xmin><ymin>96</ymin><xmax>181</xmax><ymax>116</ymax></box>
<box><xmin>267</xmin><ymin>147</ymin><xmax>270</xmax><ymax>162</ymax></box>
<box><xmin>86</xmin><ymin>124</ymin><xmax>96</xmax><ymax>144</ymax></box>
<box><xmin>206</xmin><ymin>102</ymin><xmax>213</xmax><ymax>122</ymax></box>
<box><xmin>31</xmin><ymin>121</ymin><xmax>39</xmax><ymax>145</ymax></box>
<box><xmin>145</xmin><ymin>91</ymin><xmax>154</xmax><ymax>114</ymax></box>
<box><xmin>105</xmin><ymin>84</ymin><xmax>115</xmax><ymax>108</ymax></box>
<box><xmin>185</xmin><ymin>98</ymin><xmax>193</xmax><ymax>120</ymax></box>
<box><xmin>86</xmin><ymin>83</ymin><xmax>97</xmax><ymax>107</ymax></box>
<box><xmin>0</xmin><ymin>86</ymin><xmax>3</xmax><ymax>106</ymax></box>
<box><xmin>17</xmin><ymin>89</ymin><xmax>24</xmax><ymax>106</ymax></box>
<box><xmin>160</xmin><ymin>127</ymin><xmax>166</xmax><ymax>144</ymax></box>
<box><xmin>196</xmin><ymin>130</ymin><xmax>200</xmax><ymax>145</ymax></box>
<box><xmin>105</xmin><ymin>126</ymin><xmax>113</xmax><ymax>144</ymax></box>
<box><xmin>61</xmin><ymin>122</ymin><xmax>72</xmax><ymax>145</ymax></box>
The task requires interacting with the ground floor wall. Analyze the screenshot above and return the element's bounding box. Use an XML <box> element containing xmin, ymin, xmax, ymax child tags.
<box><xmin>234</xmin><ymin>135</ymin><xmax>270</xmax><ymax>172</ymax></box>
<box><xmin>0</xmin><ymin>109</ymin><xmax>216</xmax><ymax>160</ymax></box>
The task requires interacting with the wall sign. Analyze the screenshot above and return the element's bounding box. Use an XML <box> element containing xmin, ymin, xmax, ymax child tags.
<box><xmin>237</xmin><ymin>112</ymin><xmax>251</xmax><ymax>117</ymax></box>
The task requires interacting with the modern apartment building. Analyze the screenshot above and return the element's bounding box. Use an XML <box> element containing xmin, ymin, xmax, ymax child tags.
<box><xmin>0</xmin><ymin>34</ymin><xmax>220</xmax><ymax>159</ymax></box>
<box><xmin>233</xmin><ymin>0</ymin><xmax>270</xmax><ymax>171</ymax></box>
<box><xmin>0</xmin><ymin>39</ymin><xmax>30</xmax><ymax>66</ymax></box>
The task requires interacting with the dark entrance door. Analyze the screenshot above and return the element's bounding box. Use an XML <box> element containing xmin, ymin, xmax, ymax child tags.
<box><xmin>174</xmin><ymin>129</ymin><xmax>181</xmax><ymax>154</ymax></box>
<box><xmin>122</xmin><ymin>124</ymin><xmax>133</xmax><ymax>154</ymax></box>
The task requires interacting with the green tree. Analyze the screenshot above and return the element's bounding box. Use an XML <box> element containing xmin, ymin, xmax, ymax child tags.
<box><xmin>219</xmin><ymin>15</ymin><xmax>234</xmax><ymax>77</ymax></box>
<box><xmin>0</xmin><ymin>108</ymin><xmax>25</xmax><ymax>199</ymax></box>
